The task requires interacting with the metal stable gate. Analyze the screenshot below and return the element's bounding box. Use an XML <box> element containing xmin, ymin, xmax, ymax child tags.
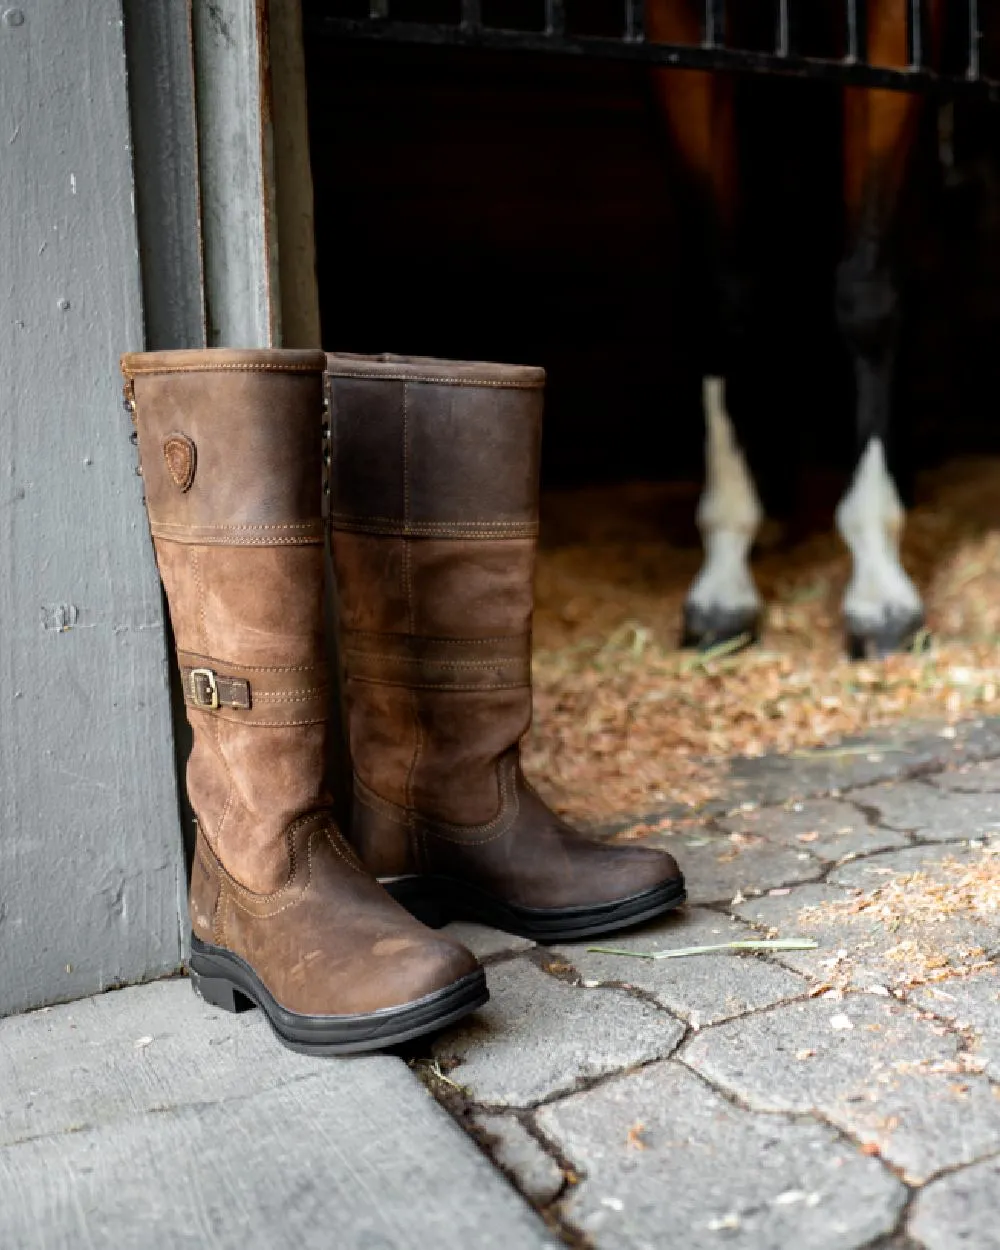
<box><xmin>303</xmin><ymin>1</ymin><xmax>998</xmax><ymax>97</ymax></box>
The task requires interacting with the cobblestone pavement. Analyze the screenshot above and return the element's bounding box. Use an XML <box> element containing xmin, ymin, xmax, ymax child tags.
<box><xmin>5</xmin><ymin>717</ymin><xmax>1000</xmax><ymax>1248</ymax></box>
<box><xmin>416</xmin><ymin>716</ymin><xmax>1000</xmax><ymax>1250</ymax></box>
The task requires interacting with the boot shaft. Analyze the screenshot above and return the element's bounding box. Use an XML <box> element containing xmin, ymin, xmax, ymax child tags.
<box><xmin>123</xmin><ymin>349</ymin><xmax>330</xmax><ymax>897</ymax></box>
<box><xmin>326</xmin><ymin>353</ymin><xmax>546</xmax><ymax>856</ymax></box>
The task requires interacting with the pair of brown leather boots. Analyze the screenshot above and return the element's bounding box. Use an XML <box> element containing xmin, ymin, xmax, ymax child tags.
<box><xmin>122</xmin><ymin>348</ymin><xmax>685</xmax><ymax>1055</ymax></box>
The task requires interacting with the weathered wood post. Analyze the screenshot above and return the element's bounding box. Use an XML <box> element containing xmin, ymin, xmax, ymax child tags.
<box><xmin>0</xmin><ymin>0</ymin><xmax>187</xmax><ymax>1015</ymax></box>
<box><xmin>0</xmin><ymin>0</ymin><xmax>321</xmax><ymax>1016</ymax></box>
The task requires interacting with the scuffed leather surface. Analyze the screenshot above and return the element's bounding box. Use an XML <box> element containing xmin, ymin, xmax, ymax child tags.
<box><xmin>353</xmin><ymin>756</ymin><xmax>680</xmax><ymax>909</ymax></box>
<box><xmin>125</xmin><ymin>349</ymin><xmax>478</xmax><ymax>1016</ymax></box>
<box><xmin>327</xmin><ymin>352</ymin><xmax>682</xmax><ymax>908</ymax></box>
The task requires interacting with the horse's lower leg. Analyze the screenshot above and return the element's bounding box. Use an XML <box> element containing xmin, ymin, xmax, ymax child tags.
<box><xmin>683</xmin><ymin>375</ymin><xmax>764</xmax><ymax>647</ymax></box>
<box><xmin>836</xmin><ymin>72</ymin><xmax>927</xmax><ymax>657</ymax></box>
<box><xmin>648</xmin><ymin>37</ymin><xmax>765</xmax><ymax>649</ymax></box>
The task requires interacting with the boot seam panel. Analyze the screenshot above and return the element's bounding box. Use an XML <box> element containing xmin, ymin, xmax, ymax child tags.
<box><xmin>150</xmin><ymin>533</ymin><xmax>324</xmax><ymax>547</ymax></box>
<box><xmin>348</xmin><ymin>676</ymin><xmax>529</xmax><ymax>692</ymax></box>
<box><xmin>219</xmin><ymin>825</ymin><xmax>345</xmax><ymax>919</ymax></box>
<box><xmin>325</xmin><ymin>372</ymin><xmax>541</xmax><ymax>390</ymax></box>
<box><xmin>204</xmin><ymin>812</ymin><xmax>341</xmax><ymax>910</ymax></box>
<box><xmin>123</xmin><ymin>363</ymin><xmax>324</xmax><ymax>377</ymax></box>
<box><xmin>355</xmin><ymin>762</ymin><xmax>519</xmax><ymax>846</ymax></box>
<box><xmin>346</xmin><ymin>630</ymin><xmax>528</xmax><ymax>645</ymax></box>
<box><xmin>329</xmin><ymin>518</ymin><xmax>537</xmax><ymax>536</ymax></box>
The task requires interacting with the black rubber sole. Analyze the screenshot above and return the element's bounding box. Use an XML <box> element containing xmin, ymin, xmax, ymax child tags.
<box><xmin>188</xmin><ymin>935</ymin><xmax>489</xmax><ymax>1056</ymax></box>
<box><xmin>382</xmin><ymin>875</ymin><xmax>687</xmax><ymax>943</ymax></box>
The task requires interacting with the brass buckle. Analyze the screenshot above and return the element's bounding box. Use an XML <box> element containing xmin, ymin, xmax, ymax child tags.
<box><xmin>189</xmin><ymin>667</ymin><xmax>219</xmax><ymax>710</ymax></box>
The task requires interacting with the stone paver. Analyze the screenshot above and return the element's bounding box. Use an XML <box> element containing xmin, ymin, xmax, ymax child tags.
<box><xmin>718</xmin><ymin>797</ymin><xmax>909</xmax><ymax>862</ymax></box>
<box><xmin>443</xmin><ymin>921</ymin><xmax>536</xmax><ymax>961</ymax></box>
<box><xmin>684</xmin><ymin>995</ymin><xmax>1000</xmax><ymax>1183</ymax></box>
<box><xmin>910</xmin><ymin>970</ymin><xmax>1000</xmax><ymax>1078</ymax></box>
<box><xmin>716</xmin><ymin>721</ymin><xmax>989</xmax><ymax>810</ymax></box>
<box><xmin>848</xmin><ymin>780</ymin><xmax>1000</xmax><ymax>842</ymax></box>
<box><xmin>537</xmin><ymin>1060</ymin><xmax>907</xmax><ymax>1250</ymax></box>
<box><xmin>732</xmin><ymin>877</ymin><xmax>995</xmax><ymax>992</ymax></box>
<box><xmin>825</xmin><ymin>845</ymin><xmax>1000</xmax><ymax>950</ymax></box>
<box><xmin>554</xmin><ymin>906</ymin><xmax>807</xmax><ymax>1027</ymax></box>
<box><xmin>472</xmin><ymin>1113</ymin><xmax>565</xmax><ymax>1206</ymax></box>
<box><xmin>909</xmin><ymin>1156</ymin><xmax>1000</xmax><ymax>1250</ymax></box>
<box><xmin>732</xmin><ymin>881</ymin><xmax>909</xmax><ymax>988</ymax></box>
<box><xmin>432</xmin><ymin>958</ymin><xmax>684</xmax><ymax>1107</ymax></box>
<box><xmin>0</xmin><ymin>980</ymin><xmax>557</xmax><ymax>1250</ymax></box>
<box><xmin>930</xmin><ymin>757</ymin><xmax>1000</xmax><ymax>794</ymax></box>
<box><xmin>8</xmin><ymin>716</ymin><xmax>1000</xmax><ymax>1248</ymax></box>
<box><xmin>827</xmin><ymin>842</ymin><xmax>995</xmax><ymax>890</ymax></box>
<box><xmin>650</xmin><ymin>830</ymin><xmax>823</xmax><ymax>904</ymax></box>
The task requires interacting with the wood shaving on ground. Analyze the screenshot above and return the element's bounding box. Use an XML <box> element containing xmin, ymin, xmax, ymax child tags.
<box><xmin>523</xmin><ymin>459</ymin><xmax>1000</xmax><ymax>824</ymax></box>
<box><xmin>796</xmin><ymin>848</ymin><xmax>1000</xmax><ymax>990</ymax></box>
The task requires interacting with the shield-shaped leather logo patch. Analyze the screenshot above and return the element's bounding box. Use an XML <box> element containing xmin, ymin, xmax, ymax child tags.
<box><xmin>163</xmin><ymin>433</ymin><xmax>197</xmax><ymax>492</ymax></box>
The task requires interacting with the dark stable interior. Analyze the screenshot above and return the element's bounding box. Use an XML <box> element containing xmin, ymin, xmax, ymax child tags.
<box><xmin>304</xmin><ymin>27</ymin><xmax>1000</xmax><ymax>494</ymax></box>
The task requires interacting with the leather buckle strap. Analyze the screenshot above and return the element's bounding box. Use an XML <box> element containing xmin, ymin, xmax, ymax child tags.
<box><xmin>177</xmin><ymin>649</ymin><xmax>328</xmax><ymax>725</ymax></box>
<box><xmin>183</xmin><ymin>665</ymin><xmax>252</xmax><ymax>711</ymax></box>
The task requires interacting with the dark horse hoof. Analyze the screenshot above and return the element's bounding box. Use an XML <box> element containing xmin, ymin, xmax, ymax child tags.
<box><xmin>682</xmin><ymin>604</ymin><xmax>762</xmax><ymax>652</ymax></box>
<box><xmin>845</xmin><ymin>610</ymin><xmax>929</xmax><ymax>660</ymax></box>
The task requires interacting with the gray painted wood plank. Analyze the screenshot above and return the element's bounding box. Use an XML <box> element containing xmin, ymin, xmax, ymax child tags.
<box><xmin>122</xmin><ymin>0</ymin><xmax>207</xmax><ymax>350</ymax></box>
<box><xmin>0</xmin><ymin>981</ymin><xmax>559</xmax><ymax>1250</ymax></box>
<box><xmin>0</xmin><ymin>0</ymin><xmax>186</xmax><ymax>1015</ymax></box>
<box><xmin>270</xmin><ymin>0</ymin><xmax>323</xmax><ymax>349</ymax></box>
<box><xmin>191</xmin><ymin>0</ymin><xmax>278</xmax><ymax>347</ymax></box>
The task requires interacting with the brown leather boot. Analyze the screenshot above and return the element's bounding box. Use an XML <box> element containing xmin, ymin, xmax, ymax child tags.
<box><xmin>122</xmin><ymin>349</ymin><xmax>486</xmax><ymax>1054</ymax></box>
<box><xmin>326</xmin><ymin>353</ymin><xmax>686</xmax><ymax>941</ymax></box>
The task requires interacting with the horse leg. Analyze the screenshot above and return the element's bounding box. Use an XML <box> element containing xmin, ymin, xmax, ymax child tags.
<box><xmin>647</xmin><ymin>11</ymin><xmax>765</xmax><ymax>649</ymax></box>
<box><xmin>685</xmin><ymin>373</ymin><xmax>764</xmax><ymax>647</ymax></box>
<box><xmin>835</xmin><ymin>5</ymin><xmax>937</xmax><ymax>657</ymax></box>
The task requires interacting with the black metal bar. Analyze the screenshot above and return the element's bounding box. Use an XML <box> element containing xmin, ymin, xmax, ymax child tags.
<box><xmin>703</xmin><ymin>0</ymin><xmax>724</xmax><ymax>49</ymax></box>
<box><xmin>545</xmin><ymin>0</ymin><xmax>566</xmax><ymax>38</ymax></box>
<box><xmin>907</xmin><ymin>0</ymin><xmax>923</xmax><ymax>70</ymax></box>
<box><xmin>625</xmin><ymin>0</ymin><xmax>645</xmax><ymax>44</ymax></box>
<box><xmin>461</xmin><ymin>0</ymin><xmax>481</xmax><ymax>32</ymax></box>
<box><xmin>304</xmin><ymin>12</ymin><xmax>1000</xmax><ymax>96</ymax></box>
<box><xmin>968</xmin><ymin>0</ymin><xmax>981</xmax><ymax>80</ymax></box>
<box><xmin>845</xmin><ymin>0</ymin><xmax>867</xmax><ymax>65</ymax></box>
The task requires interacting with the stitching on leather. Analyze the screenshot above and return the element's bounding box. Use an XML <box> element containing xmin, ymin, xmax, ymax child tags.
<box><xmin>154</xmin><ymin>534</ymin><xmax>323</xmax><ymax>547</ymax></box>
<box><xmin>190</xmin><ymin>546</ymin><xmax>208</xmax><ymax>652</ymax></box>
<box><xmin>213</xmin><ymin>751</ymin><xmax>237</xmax><ymax>866</ymax></box>
<box><xmin>194</xmin><ymin>835</ymin><xmax>227</xmax><ymax>947</ymax></box>
<box><xmin>346</xmin><ymin>654</ymin><xmax>525</xmax><ymax>669</ymax></box>
<box><xmin>205</xmin><ymin>714</ymin><xmax>326</xmax><ymax>727</ymax></box>
<box><xmin>354</xmin><ymin>759</ymin><xmax>520</xmax><ymax>845</ymax></box>
<box><xmin>154</xmin><ymin>520</ymin><xmax>321</xmax><ymax>532</ymax></box>
<box><xmin>175</xmin><ymin>654</ymin><xmax>323</xmax><ymax>674</ymax></box>
<box><xmin>253</xmin><ymin>688</ymin><xmax>328</xmax><ymax>700</ymax></box>
<box><xmin>215</xmin><ymin>811</ymin><xmax>320</xmax><ymax>903</ymax></box>
<box><xmin>345</xmin><ymin>631</ymin><xmax>529</xmax><ymax>646</ymax></box>
<box><xmin>327</xmin><ymin>371</ymin><xmax>541</xmax><ymax>389</ymax></box>
<box><xmin>324</xmin><ymin>826</ymin><xmax>364</xmax><ymax>875</ymax></box>
<box><xmin>123</xmin><ymin>363</ymin><xmax>322</xmax><ymax>377</ymax></box>
<box><xmin>348</xmin><ymin>676</ymin><xmax>529</xmax><ymax>691</ymax></box>
<box><xmin>253</xmin><ymin>690</ymin><xmax>327</xmax><ymax>700</ymax></box>
<box><xmin>329</xmin><ymin>516</ymin><xmax>534</xmax><ymax>529</ymax></box>
<box><xmin>330</xmin><ymin>524</ymin><xmax>537</xmax><ymax>540</ymax></box>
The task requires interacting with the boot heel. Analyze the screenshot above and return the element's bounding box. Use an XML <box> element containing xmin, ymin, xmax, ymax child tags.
<box><xmin>190</xmin><ymin>970</ymin><xmax>254</xmax><ymax>1014</ymax></box>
